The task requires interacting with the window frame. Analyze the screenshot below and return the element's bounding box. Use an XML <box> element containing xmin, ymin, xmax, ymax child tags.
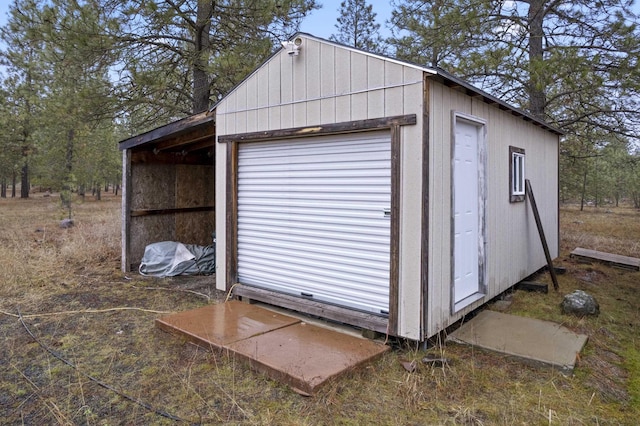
<box><xmin>509</xmin><ymin>146</ymin><xmax>526</xmax><ymax>203</ymax></box>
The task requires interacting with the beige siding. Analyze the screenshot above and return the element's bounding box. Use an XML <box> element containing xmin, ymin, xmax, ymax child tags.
<box><xmin>425</xmin><ymin>79</ymin><xmax>559</xmax><ymax>338</ymax></box>
<box><xmin>215</xmin><ymin>36</ymin><xmax>427</xmax><ymax>341</ymax></box>
<box><xmin>216</xmin><ymin>36</ymin><xmax>424</xmax><ymax>136</ymax></box>
<box><xmin>214</xmin><ymin>35</ymin><xmax>559</xmax><ymax>341</ymax></box>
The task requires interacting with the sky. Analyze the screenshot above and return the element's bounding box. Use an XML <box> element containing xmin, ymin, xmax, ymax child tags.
<box><xmin>300</xmin><ymin>0</ymin><xmax>394</xmax><ymax>39</ymax></box>
<box><xmin>0</xmin><ymin>1</ymin><xmax>394</xmax><ymax>38</ymax></box>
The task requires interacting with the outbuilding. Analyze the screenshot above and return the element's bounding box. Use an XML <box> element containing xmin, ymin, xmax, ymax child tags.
<box><xmin>119</xmin><ymin>112</ymin><xmax>216</xmax><ymax>271</ymax></box>
<box><xmin>121</xmin><ymin>33</ymin><xmax>561</xmax><ymax>342</ymax></box>
<box><xmin>214</xmin><ymin>33</ymin><xmax>561</xmax><ymax>341</ymax></box>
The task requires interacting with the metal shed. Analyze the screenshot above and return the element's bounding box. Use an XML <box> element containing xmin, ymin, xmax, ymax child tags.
<box><xmin>214</xmin><ymin>34</ymin><xmax>561</xmax><ymax>341</ymax></box>
<box><xmin>119</xmin><ymin>111</ymin><xmax>216</xmax><ymax>272</ymax></box>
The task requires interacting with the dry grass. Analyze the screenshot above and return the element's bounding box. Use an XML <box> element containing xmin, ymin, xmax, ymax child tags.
<box><xmin>0</xmin><ymin>194</ymin><xmax>638</xmax><ymax>424</ymax></box>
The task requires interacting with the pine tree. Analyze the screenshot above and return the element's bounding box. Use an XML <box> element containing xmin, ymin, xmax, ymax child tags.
<box><xmin>112</xmin><ymin>0</ymin><xmax>319</xmax><ymax>129</ymax></box>
<box><xmin>330</xmin><ymin>0</ymin><xmax>384</xmax><ymax>54</ymax></box>
<box><xmin>390</xmin><ymin>0</ymin><xmax>640</xmax><ymax>202</ymax></box>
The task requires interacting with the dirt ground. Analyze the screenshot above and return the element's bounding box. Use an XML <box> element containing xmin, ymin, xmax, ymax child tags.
<box><xmin>0</xmin><ymin>192</ymin><xmax>638</xmax><ymax>425</ymax></box>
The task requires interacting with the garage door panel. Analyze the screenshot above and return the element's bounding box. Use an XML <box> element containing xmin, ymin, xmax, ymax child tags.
<box><xmin>238</xmin><ymin>267</ymin><xmax>389</xmax><ymax>310</ymax></box>
<box><xmin>238</xmin><ymin>240</ymin><xmax>390</xmax><ymax>270</ymax></box>
<box><xmin>238</xmin><ymin>230</ymin><xmax>390</xmax><ymax>254</ymax></box>
<box><xmin>237</xmin><ymin>131</ymin><xmax>391</xmax><ymax>314</ymax></box>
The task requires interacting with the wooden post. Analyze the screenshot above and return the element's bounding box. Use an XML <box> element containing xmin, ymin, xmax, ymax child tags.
<box><xmin>525</xmin><ymin>179</ymin><xmax>559</xmax><ymax>291</ymax></box>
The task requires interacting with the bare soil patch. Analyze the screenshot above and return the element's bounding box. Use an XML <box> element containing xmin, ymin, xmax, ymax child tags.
<box><xmin>1</xmin><ymin>196</ymin><xmax>638</xmax><ymax>424</ymax></box>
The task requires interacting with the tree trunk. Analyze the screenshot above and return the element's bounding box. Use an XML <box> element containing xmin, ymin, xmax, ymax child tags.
<box><xmin>11</xmin><ymin>170</ymin><xmax>16</xmax><ymax>198</ymax></box>
<box><xmin>527</xmin><ymin>0</ymin><xmax>546</xmax><ymax>119</ymax></box>
<box><xmin>192</xmin><ymin>0</ymin><xmax>213</xmax><ymax>113</ymax></box>
<box><xmin>580</xmin><ymin>169</ymin><xmax>588</xmax><ymax>211</ymax></box>
<box><xmin>61</xmin><ymin>128</ymin><xmax>75</xmax><ymax>216</ymax></box>
<box><xmin>20</xmin><ymin>161</ymin><xmax>29</xmax><ymax>198</ymax></box>
<box><xmin>1</xmin><ymin>177</ymin><xmax>6</xmax><ymax>198</ymax></box>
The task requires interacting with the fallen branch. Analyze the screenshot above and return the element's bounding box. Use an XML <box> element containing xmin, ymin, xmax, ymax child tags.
<box><xmin>0</xmin><ymin>307</ymin><xmax>173</xmax><ymax>319</ymax></box>
<box><xmin>16</xmin><ymin>308</ymin><xmax>193</xmax><ymax>424</ymax></box>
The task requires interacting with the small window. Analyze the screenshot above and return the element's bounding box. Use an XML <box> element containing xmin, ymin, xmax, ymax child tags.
<box><xmin>510</xmin><ymin>146</ymin><xmax>525</xmax><ymax>202</ymax></box>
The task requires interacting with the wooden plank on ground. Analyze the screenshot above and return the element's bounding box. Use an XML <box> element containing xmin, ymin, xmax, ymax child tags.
<box><xmin>570</xmin><ymin>247</ymin><xmax>640</xmax><ymax>271</ymax></box>
<box><xmin>233</xmin><ymin>284</ymin><xmax>389</xmax><ymax>335</ymax></box>
<box><xmin>515</xmin><ymin>281</ymin><xmax>549</xmax><ymax>293</ymax></box>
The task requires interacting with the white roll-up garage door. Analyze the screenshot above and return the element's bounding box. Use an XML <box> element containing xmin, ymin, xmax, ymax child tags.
<box><xmin>237</xmin><ymin>131</ymin><xmax>391</xmax><ymax>315</ymax></box>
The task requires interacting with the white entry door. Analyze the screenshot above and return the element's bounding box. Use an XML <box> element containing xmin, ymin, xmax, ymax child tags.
<box><xmin>452</xmin><ymin>116</ymin><xmax>486</xmax><ymax>310</ymax></box>
<box><xmin>236</xmin><ymin>131</ymin><xmax>392</xmax><ymax>315</ymax></box>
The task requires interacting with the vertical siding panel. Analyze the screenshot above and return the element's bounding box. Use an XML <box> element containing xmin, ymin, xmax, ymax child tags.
<box><xmin>256</xmin><ymin>61</ymin><xmax>269</xmax><ymax>108</ymax></box>
<box><xmin>280</xmin><ymin>53</ymin><xmax>294</xmax><ymax>129</ymax></box>
<box><xmin>320</xmin><ymin>43</ymin><xmax>336</xmax><ymax>123</ymax></box>
<box><xmin>291</xmin><ymin>51</ymin><xmax>306</xmax><ymax>127</ymax></box>
<box><xmin>268</xmin><ymin>55</ymin><xmax>282</xmax><ymax>129</ymax></box>
<box><xmin>216</xmin><ymin>114</ymin><xmax>227</xmax><ymax>138</ymax></box>
<box><xmin>398</xmin><ymin>88</ymin><xmax>425</xmax><ymax>338</ymax></box>
<box><xmin>367</xmin><ymin>57</ymin><xmax>385</xmax><ymax>118</ymax></box>
<box><xmin>292</xmin><ymin>50</ymin><xmax>307</xmax><ymax>127</ymax></box>
<box><xmin>437</xmin><ymin>83</ymin><xmax>452</xmax><ymax>335</ymax></box>
<box><xmin>305</xmin><ymin>40</ymin><xmax>322</xmax><ymax>124</ymax></box>
<box><xmin>335</xmin><ymin>47</ymin><xmax>351</xmax><ymax>121</ymax></box>
<box><xmin>427</xmin><ymin>81</ymin><xmax>443</xmax><ymax>335</ymax></box>
<box><xmin>256</xmin><ymin>60</ymin><xmax>269</xmax><ymax>131</ymax></box>
<box><xmin>245</xmin><ymin>75</ymin><xmax>258</xmax><ymax>133</ymax></box>
<box><xmin>384</xmin><ymin>61</ymin><xmax>404</xmax><ymax>116</ymax></box>
<box><xmin>234</xmin><ymin>83</ymin><xmax>248</xmax><ymax>133</ymax></box>
<box><xmin>350</xmin><ymin>52</ymin><xmax>368</xmax><ymax>120</ymax></box>
<box><xmin>225</xmin><ymin>92</ymin><xmax>237</xmax><ymax>134</ymax></box>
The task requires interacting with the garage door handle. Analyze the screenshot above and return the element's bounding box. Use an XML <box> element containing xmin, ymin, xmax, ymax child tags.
<box><xmin>383</xmin><ymin>208</ymin><xmax>391</xmax><ymax>218</ymax></box>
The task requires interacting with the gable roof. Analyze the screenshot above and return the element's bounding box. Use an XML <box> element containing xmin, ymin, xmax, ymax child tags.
<box><xmin>213</xmin><ymin>32</ymin><xmax>562</xmax><ymax>136</ymax></box>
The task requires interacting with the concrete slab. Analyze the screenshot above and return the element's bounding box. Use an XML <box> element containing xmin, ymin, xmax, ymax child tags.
<box><xmin>447</xmin><ymin>310</ymin><xmax>588</xmax><ymax>372</ymax></box>
<box><xmin>156</xmin><ymin>301</ymin><xmax>300</xmax><ymax>347</ymax></box>
<box><xmin>227</xmin><ymin>321</ymin><xmax>389</xmax><ymax>395</ymax></box>
<box><xmin>156</xmin><ymin>301</ymin><xmax>389</xmax><ymax>394</ymax></box>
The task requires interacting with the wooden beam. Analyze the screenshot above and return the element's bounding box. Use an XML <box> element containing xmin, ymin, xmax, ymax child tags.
<box><xmin>130</xmin><ymin>206</ymin><xmax>214</xmax><ymax>217</ymax></box>
<box><xmin>515</xmin><ymin>281</ymin><xmax>549</xmax><ymax>293</ymax></box>
<box><xmin>154</xmin><ymin>124</ymin><xmax>215</xmax><ymax>151</ymax></box>
<box><xmin>121</xmin><ymin>149</ymin><xmax>132</xmax><ymax>272</ymax></box>
<box><xmin>131</xmin><ymin>150</ymin><xmax>213</xmax><ymax>165</ymax></box>
<box><xmin>525</xmin><ymin>179</ymin><xmax>559</xmax><ymax>291</ymax></box>
<box><xmin>388</xmin><ymin>124</ymin><xmax>401</xmax><ymax>335</ymax></box>
<box><xmin>570</xmin><ymin>247</ymin><xmax>640</xmax><ymax>271</ymax></box>
<box><xmin>225</xmin><ymin>141</ymin><xmax>239</xmax><ymax>289</ymax></box>
<box><xmin>233</xmin><ymin>285</ymin><xmax>390</xmax><ymax>335</ymax></box>
<box><xmin>119</xmin><ymin>111</ymin><xmax>215</xmax><ymax>150</ymax></box>
<box><xmin>218</xmin><ymin>114</ymin><xmax>417</xmax><ymax>143</ymax></box>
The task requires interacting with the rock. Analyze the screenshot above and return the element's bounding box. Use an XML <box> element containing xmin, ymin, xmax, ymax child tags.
<box><xmin>561</xmin><ymin>290</ymin><xmax>599</xmax><ymax>316</ymax></box>
<box><xmin>59</xmin><ymin>218</ymin><xmax>74</xmax><ymax>229</ymax></box>
<box><xmin>400</xmin><ymin>360</ymin><xmax>417</xmax><ymax>373</ymax></box>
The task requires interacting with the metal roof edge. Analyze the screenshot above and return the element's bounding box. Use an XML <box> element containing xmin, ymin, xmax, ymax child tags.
<box><xmin>292</xmin><ymin>32</ymin><xmax>438</xmax><ymax>76</ymax></box>
<box><xmin>431</xmin><ymin>67</ymin><xmax>564</xmax><ymax>135</ymax></box>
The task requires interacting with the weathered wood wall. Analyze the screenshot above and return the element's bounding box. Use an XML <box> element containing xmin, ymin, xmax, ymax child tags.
<box><xmin>127</xmin><ymin>161</ymin><xmax>214</xmax><ymax>270</ymax></box>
